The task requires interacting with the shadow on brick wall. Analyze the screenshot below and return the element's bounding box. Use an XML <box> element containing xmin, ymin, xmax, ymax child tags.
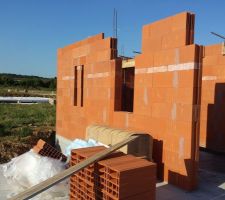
<box><xmin>168</xmin><ymin>159</ymin><xmax>198</xmax><ymax>191</ymax></box>
<box><xmin>207</xmin><ymin>83</ymin><xmax>225</xmax><ymax>153</ymax></box>
<box><xmin>152</xmin><ymin>139</ymin><xmax>164</xmax><ymax>180</ymax></box>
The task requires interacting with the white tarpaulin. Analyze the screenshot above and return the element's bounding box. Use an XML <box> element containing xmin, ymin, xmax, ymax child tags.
<box><xmin>0</xmin><ymin>138</ymin><xmax>104</xmax><ymax>199</ymax></box>
<box><xmin>0</xmin><ymin>150</ymin><xmax>69</xmax><ymax>199</ymax></box>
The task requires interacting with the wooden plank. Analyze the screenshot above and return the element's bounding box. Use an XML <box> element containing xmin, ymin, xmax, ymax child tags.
<box><xmin>122</xmin><ymin>59</ymin><xmax>135</xmax><ymax>68</ymax></box>
<box><xmin>9</xmin><ymin>135</ymin><xmax>140</xmax><ymax>200</ymax></box>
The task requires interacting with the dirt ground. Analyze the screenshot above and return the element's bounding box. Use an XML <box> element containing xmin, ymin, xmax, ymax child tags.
<box><xmin>0</xmin><ymin>129</ymin><xmax>55</xmax><ymax>164</ymax></box>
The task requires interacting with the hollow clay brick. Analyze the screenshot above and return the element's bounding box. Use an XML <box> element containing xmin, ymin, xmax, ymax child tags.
<box><xmin>32</xmin><ymin>139</ymin><xmax>67</xmax><ymax>162</ymax></box>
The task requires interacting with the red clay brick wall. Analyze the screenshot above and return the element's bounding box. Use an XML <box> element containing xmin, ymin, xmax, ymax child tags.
<box><xmin>200</xmin><ymin>44</ymin><xmax>225</xmax><ymax>153</ymax></box>
<box><xmin>111</xmin><ymin>12</ymin><xmax>201</xmax><ymax>190</ymax></box>
<box><xmin>57</xmin><ymin>12</ymin><xmax>201</xmax><ymax>191</ymax></box>
<box><xmin>57</xmin><ymin>33</ymin><xmax>117</xmax><ymax>139</ymax></box>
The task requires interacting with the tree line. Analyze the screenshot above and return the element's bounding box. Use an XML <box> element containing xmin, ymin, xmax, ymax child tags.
<box><xmin>0</xmin><ymin>73</ymin><xmax>56</xmax><ymax>90</ymax></box>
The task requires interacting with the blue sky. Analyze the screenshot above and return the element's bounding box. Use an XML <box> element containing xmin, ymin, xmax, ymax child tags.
<box><xmin>0</xmin><ymin>0</ymin><xmax>225</xmax><ymax>77</ymax></box>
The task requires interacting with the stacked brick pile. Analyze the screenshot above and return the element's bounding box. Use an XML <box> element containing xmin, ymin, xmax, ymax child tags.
<box><xmin>70</xmin><ymin>146</ymin><xmax>156</xmax><ymax>200</ymax></box>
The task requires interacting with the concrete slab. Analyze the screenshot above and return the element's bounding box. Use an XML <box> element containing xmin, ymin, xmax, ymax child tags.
<box><xmin>156</xmin><ymin>151</ymin><xmax>225</xmax><ymax>200</ymax></box>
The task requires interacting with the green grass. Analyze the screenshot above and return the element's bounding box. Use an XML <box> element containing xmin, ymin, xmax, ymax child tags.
<box><xmin>0</xmin><ymin>104</ymin><xmax>56</xmax><ymax>137</ymax></box>
<box><xmin>0</xmin><ymin>86</ymin><xmax>56</xmax><ymax>97</ymax></box>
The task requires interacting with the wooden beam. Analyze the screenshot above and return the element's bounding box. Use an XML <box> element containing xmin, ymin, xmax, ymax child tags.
<box><xmin>122</xmin><ymin>59</ymin><xmax>135</xmax><ymax>68</ymax></box>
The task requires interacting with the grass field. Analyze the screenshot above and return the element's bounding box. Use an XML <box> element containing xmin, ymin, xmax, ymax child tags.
<box><xmin>0</xmin><ymin>74</ymin><xmax>57</xmax><ymax>163</ymax></box>
<box><xmin>0</xmin><ymin>86</ymin><xmax>56</xmax><ymax>97</ymax></box>
<box><xmin>0</xmin><ymin>103</ymin><xmax>56</xmax><ymax>137</ymax></box>
<box><xmin>0</xmin><ymin>103</ymin><xmax>56</xmax><ymax>163</ymax></box>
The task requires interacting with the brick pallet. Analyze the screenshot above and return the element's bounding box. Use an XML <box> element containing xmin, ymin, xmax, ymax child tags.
<box><xmin>70</xmin><ymin>146</ymin><xmax>156</xmax><ymax>200</ymax></box>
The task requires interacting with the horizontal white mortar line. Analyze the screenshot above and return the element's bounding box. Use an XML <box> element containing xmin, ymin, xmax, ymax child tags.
<box><xmin>87</xmin><ymin>72</ymin><xmax>109</xmax><ymax>79</ymax></box>
<box><xmin>135</xmin><ymin>62</ymin><xmax>198</xmax><ymax>74</ymax></box>
<box><xmin>62</xmin><ymin>76</ymin><xmax>74</xmax><ymax>80</ymax></box>
<box><xmin>202</xmin><ymin>76</ymin><xmax>217</xmax><ymax>81</ymax></box>
<box><xmin>62</xmin><ymin>62</ymin><xmax>199</xmax><ymax>80</ymax></box>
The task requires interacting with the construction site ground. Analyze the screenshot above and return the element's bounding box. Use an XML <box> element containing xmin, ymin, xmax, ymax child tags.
<box><xmin>157</xmin><ymin>151</ymin><xmax>225</xmax><ymax>200</ymax></box>
<box><xmin>0</xmin><ymin>150</ymin><xmax>224</xmax><ymax>200</ymax></box>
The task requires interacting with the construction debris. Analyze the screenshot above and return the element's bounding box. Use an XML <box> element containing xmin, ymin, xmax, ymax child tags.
<box><xmin>33</xmin><ymin>139</ymin><xmax>67</xmax><ymax>162</ymax></box>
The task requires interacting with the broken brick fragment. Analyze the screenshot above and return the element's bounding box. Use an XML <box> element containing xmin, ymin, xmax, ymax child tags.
<box><xmin>33</xmin><ymin>139</ymin><xmax>67</xmax><ymax>162</ymax></box>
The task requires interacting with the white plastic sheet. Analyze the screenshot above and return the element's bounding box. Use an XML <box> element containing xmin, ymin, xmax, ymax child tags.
<box><xmin>0</xmin><ymin>138</ymin><xmax>106</xmax><ymax>199</ymax></box>
<box><xmin>65</xmin><ymin>138</ymin><xmax>106</xmax><ymax>158</ymax></box>
<box><xmin>0</xmin><ymin>150</ymin><xmax>69</xmax><ymax>199</ymax></box>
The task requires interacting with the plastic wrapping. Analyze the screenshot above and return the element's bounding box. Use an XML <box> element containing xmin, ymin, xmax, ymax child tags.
<box><xmin>0</xmin><ymin>138</ymin><xmax>106</xmax><ymax>199</ymax></box>
<box><xmin>0</xmin><ymin>150</ymin><xmax>69</xmax><ymax>199</ymax></box>
<box><xmin>65</xmin><ymin>138</ymin><xmax>107</xmax><ymax>158</ymax></box>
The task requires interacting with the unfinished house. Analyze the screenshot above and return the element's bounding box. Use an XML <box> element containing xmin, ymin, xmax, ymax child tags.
<box><xmin>56</xmin><ymin>11</ymin><xmax>225</xmax><ymax>193</ymax></box>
